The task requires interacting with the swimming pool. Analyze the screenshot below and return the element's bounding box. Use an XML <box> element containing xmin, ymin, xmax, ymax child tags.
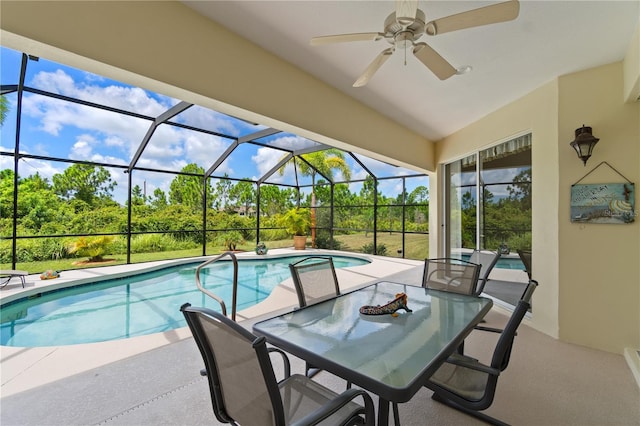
<box><xmin>0</xmin><ymin>255</ymin><xmax>369</xmax><ymax>347</ymax></box>
<box><xmin>461</xmin><ymin>254</ymin><xmax>525</xmax><ymax>270</ymax></box>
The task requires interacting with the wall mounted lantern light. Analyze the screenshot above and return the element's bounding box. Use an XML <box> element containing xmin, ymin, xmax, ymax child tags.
<box><xmin>570</xmin><ymin>125</ymin><xmax>600</xmax><ymax>166</ymax></box>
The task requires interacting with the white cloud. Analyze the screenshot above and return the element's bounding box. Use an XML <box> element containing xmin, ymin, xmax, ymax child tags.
<box><xmin>251</xmin><ymin>145</ymin><xmax>291</xmax><ymax>183</ymax></box>
<box><xmin>70</xmin><ymin>135</ymin><xmax>94</xmax><ymax>158</ymax></box>
<box><xmin>68</xmin><ymin>134</ymin><xmax>127</xmax><ymax>166</ymax></box>
<box><xmin>31</xmin><ymin>69</ymin><xmax>170</xmax><ymax>117</ymax></box>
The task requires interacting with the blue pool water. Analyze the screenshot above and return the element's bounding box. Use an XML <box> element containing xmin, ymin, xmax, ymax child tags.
<box><xmin>0</xmin><ymin>255</ymin><xmax>369</xmax><ymax>347</ymax></box>
<box><xmin>460</xmin><ymin>253</ymin><xmax>524</xmax><ymax>270</ymax></box>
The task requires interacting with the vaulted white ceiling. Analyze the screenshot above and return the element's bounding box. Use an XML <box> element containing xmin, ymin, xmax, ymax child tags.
<box><xmin>183</xmin><ymin>0</ymin><xmax>639</xmax><ymax>141</ymax></box>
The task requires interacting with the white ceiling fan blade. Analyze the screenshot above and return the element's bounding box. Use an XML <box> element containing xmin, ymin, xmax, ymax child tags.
<box><xmin>353</xmin><ymin>48</ymin><xmax>394</xmax><ymax>87</ymax></box>
<box><xmin>396</xmin><ymin>0</ymin><xmax>418</xmax><ymax>25</ymax></box>
<box><xmin>413</xmin><ymin>43</ymin><xmax>456</xmax><ymax>80</ymax></box>
<box><xmin>310</xmin><ymin>32</ymin><xmax>384</xmax><ymax>46</ymax></box>
<box><xmin>425</xmin><ymin>0</ymin><xmax>520</xmax><ymax>36</ymax></box>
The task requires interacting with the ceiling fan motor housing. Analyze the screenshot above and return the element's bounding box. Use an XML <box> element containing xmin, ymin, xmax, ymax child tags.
<box><xmin>384</xmin><ymin>9</ymin><xmax>426</xmax><ymax>47</ymax></box>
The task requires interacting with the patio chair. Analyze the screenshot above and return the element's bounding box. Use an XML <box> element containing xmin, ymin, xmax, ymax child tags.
<box><xmin>517</xmin><ymin>249</ymin><xmax>532</xmax><ymax>279</ymax></box>
<box><xmin>289</xmin><ymin>256</ymin><xmax>342</xmax><ymax>379</ymax></box>
<box><xmin>181</xmin><ymin>303</ymin><xmax>375</xmax><ymax>426</ymax></box>
<box><xmin>468</xmin><ymin>250</ymin><xmax>501</xmax><ymax>295</ymax></box>
<box><xmin>289</xmin><ymin>256</ymin><xmax>341</xmax><ymax>308</ymax></box>
<box><xmin>421</xmin><ymin>258</ymin><xmax>481</xmax><ymax>295</ymax></box>
<box><xmin>423</xmin><ymin>279</ymin><xmax>539</xmax><ymax>426</ymax></box>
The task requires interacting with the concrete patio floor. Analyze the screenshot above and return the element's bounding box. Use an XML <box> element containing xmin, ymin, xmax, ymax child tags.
<box><xmin>5</xmin><ymin>250</ymin><xmax>631</xmax><ymax>426</ymax></box>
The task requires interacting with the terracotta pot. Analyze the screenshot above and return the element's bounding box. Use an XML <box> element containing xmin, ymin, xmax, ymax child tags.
<box><xmin>293</xmin><ymin>235</ymin><xmax>307</xmax><ymax>250</ymax></box>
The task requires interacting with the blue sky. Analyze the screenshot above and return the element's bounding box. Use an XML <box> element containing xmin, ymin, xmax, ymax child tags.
<box><xmin>1</xmin><ymin>46</ymin><xmax>429</xmax><ymax>204</ymax></box>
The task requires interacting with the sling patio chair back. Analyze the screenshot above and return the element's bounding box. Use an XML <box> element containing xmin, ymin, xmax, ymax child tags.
<box><xmin>289</xmin><ymin>256</ymin><xmax>341</xmax><ymax>308</ymax></box>
<box><xmin>423</xmin><ymin>280</ymin><xmax>538</xmax><ymax>426</ymax></box>
<box><xmin>180</xmin><ymin>303</ymin><xmax>374</xmax><ymax>426</ymax></box>
<box><xmin>468</xmin><ymin>250</ymin><xmax>502</xmax><ymax>295</ymax></box>
<box><xmin>517</xmin><ymin>249</ymin><xmax>532</xmax><ymax>280</ymax></box>
<box><xmin>422</xmin><ymin>258</ymin><xmax>481</xmax><ymax>295</ymax></box>
<box><xmin>289</xmin><ymin>256</ymin><xmax>342</xmax><ymax>379</ymax></box>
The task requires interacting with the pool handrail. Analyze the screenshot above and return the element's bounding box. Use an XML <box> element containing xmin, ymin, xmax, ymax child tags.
<box><xmin>195</xmin><ymin>251</ymin><xmax>239</xmax><ymax>321</ymax></box>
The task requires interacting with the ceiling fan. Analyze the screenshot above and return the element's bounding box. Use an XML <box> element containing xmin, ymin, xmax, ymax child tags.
<box><xmin>310</xmin><ymin>0</ymin><xmax>520</xmax><ymax>87</ymax></box>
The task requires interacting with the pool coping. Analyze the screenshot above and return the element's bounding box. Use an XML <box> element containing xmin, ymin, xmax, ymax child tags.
<box><xmin>0</xmin><ymin>248</ymin><xmax>425</xmax><ymax>397</ymax></box>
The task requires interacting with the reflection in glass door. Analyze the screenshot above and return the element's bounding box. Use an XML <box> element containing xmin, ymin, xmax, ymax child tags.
<box><xmin>478</xmin><ymin>134</ymin><xmax>532</xmax><ymax>253</ymax></box>
<box><xmin>444</xmin><ymin>153</ymin><xmax>477</xmax><ymax>258</ymax></box>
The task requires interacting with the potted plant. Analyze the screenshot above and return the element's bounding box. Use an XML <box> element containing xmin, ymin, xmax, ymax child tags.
<box><xmin>255</xmin><ymin>241</ymin><xmax>268</xmax><ymax>255</ymax></box>
<box><xmin>279</xmin><ymin>208</ymin><xmax>310</xmax><ymax>250</ymax></box>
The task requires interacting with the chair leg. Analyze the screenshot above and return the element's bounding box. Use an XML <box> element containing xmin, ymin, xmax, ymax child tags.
<box><xmin>392</xmin><ymin>402</ymin><xmax>401</xmax><ymax>426</ymax></box>
<box><xmin>431</xmin><ymin>393</ymin><xmax>510</xmax><ymax>426</ymax></box>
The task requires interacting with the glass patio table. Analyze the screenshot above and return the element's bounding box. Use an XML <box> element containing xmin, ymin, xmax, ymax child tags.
<box><xmin>252</xmin><ymin>280</ymin><xmax>493</xmax><ymax>425</ymax></box>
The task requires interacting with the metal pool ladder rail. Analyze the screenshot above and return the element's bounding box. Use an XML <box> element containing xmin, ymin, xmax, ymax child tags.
<box><xmin>195</xmin><ymin>251</ymin><xmax>239</xmax><ymax>321</ymax></box>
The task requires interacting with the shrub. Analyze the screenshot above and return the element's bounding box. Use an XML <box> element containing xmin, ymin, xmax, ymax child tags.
<box><xmin>216</xmin><ymin>231</ymin><xmax>245</xmax><ymax>251</ymax></box>
<box><xmin>0</xmin><ymin>237</ymin><xmax>71</xmax><ymax>263</ymax></box>
<box><xmin>67</xmin><ymin>236</ymin><xmax>114</xmax><ymax>262</ymax></box>
<box><xmin>314</xmin><ymin>234</ymin><xmax>343</xmax><ymax>250</ymax></box>
<box><xmin>361</xmin><ymin>242</ymin><xmax>387</xmax><ymax>256</ymax></box>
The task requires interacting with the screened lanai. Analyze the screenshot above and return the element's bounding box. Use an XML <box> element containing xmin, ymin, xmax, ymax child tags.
<box><xmin>0</xmin><ymin>47</ymin><xmax>430</xmax><ymax>271</ymax></box>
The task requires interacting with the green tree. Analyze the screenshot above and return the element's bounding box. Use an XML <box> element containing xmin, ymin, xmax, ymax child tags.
<box><xmin>408</xmin><ymin>186</ymin><xmax>429</xmax><ymax>203</ymax></box>
<box><xmin>150</xmin><ymin>188</ymin><xmax>168</xmax><ymax>210</ymax></box>
<box><xmin>17</xmin><ymin>173</ymin><xmax>61</xmax><ymax>231</ymax></box>
<box><xmin>279</xmin><ymin>149</ymin><xmax>351</xmax><ymax>247</ymax></box>
<box><xmin>168</xmin><ymin>164</ymin><xmax>211</xmax><ymax>211</ymax></box>
<box><xmin>131</xmin><ymin>184</ymin><xmax>146</xmax><ymax>206</ymax></box>
<box><xmin>228</xmin><ymin>180</ymin><xmax>256</xmax><ymax>216</ymax></box>
<box><xmin>259</xmin><ymin>184</ymin><xmax>295</xmax><ymax>216</ymax></box>
<box><xmin>359</xmin><ymin>176</ymin><xmax>376</xmax><ymax>236</ymax></box>
<box><xmin>0</xmin><ymin>169</ymin><xmax>17</xmax><ymax>222</ymax></box>
<box><xmin>52</xmin><ymin>164</ymin><xmax>116</xmax><ymax>207</ymax></box>
<box><xmin>506</xmin><ymin>168</ymin><xmax>532</xmax><ymax>209</ymax></box>
<box><xmin>212</xmin><ymin>174</ymin><xmax>233</xmax><ymax>211</ymax></box>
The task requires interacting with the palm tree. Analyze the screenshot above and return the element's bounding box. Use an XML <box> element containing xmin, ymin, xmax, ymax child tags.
<box><xmin>0</xmin><ymin>95</ymin><xmax>9</xmax><ymax>126</ymax></box>
<box><xmin>279</xmin><ymin>149</ymin><xmax>351</xmax><ymax>247</ymax></box>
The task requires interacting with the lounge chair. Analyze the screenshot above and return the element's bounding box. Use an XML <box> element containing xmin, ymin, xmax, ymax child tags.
<box><xmin>0</xmin><ymin>270</ymin><xmax>28</xmax><ymax>288</ymax></box>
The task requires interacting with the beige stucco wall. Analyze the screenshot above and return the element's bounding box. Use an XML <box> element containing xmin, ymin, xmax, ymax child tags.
<box><xmin>0</xmin><ymin>0</ymin><xmax>434</xmax><ymax>172</ymax></box>
<box><xmin>623</xmin><ymin>17</ymin><xmax>640</xmax><ymax>103</ymax></box>
<box><xmin>557</xmin><ymin>62</ymin><xmax>639</xmax><ymax>353</ymax></box>
<box><xmin>436</xmin><ymin>61</ymin><xmax>640</xmax><ymax>354</ymax></box>
<box><xmin>434</xmin><ymin>81</ymin><xmax>561</xmax><ymax>339</ymax></box>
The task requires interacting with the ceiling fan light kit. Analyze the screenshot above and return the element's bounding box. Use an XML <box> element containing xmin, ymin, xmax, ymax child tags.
<box><xmin>310</xmin><ymin>0</ymin><xmax>520</xmax><ymax>87</ymax></box>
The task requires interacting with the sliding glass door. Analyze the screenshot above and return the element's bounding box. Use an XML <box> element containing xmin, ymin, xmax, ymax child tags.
<box><xmin>444</xmin><ymin>134</ymin><xmax>532</xmax><ymax>303</ymax></box>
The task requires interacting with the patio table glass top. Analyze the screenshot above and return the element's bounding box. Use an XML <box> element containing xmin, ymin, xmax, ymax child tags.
<box><xmin>253</xmin><ymin>281</ymin><xmax>493</xmax><ymax>404</ymax></box>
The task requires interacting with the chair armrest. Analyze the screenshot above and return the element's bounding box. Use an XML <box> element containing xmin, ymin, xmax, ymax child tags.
<box><xmin>268</xmin><ymin>347</ymin><xmax>291</xmax><ymax>380</ymax></box>
<box><xmin>445</xmin><ymin>355</ymin><xmax>501</xmax><ymax>377</ymax></box>
<box><xmin>290</xmin><ymin>388</ymin><xmax>375</xmax><ymax>426</ymax></box>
